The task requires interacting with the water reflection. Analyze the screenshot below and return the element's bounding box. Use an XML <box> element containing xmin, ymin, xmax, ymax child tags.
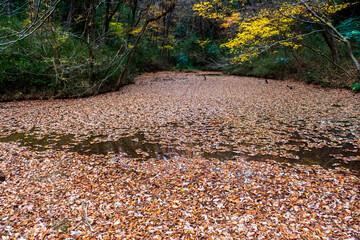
<box><xmin>0</xmin><ymin>130</ymin><xmax>359</xmax><ymax>173</ymax></box>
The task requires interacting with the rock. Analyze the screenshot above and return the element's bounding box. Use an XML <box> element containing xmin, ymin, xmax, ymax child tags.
<box><xmin>0</xmin><ymin>171</ymin><xmax>5</xmax><ymax>182</ymax></box>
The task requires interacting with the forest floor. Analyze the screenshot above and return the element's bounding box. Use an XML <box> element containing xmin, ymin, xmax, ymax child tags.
<box><xmin>0</xmin><ymin>72</ymin><xmax>359</xmax><ymax>239</ymax></box>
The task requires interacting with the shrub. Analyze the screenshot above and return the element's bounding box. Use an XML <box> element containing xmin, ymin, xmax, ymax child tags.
<box><xmin>351</xmin><ymin>82</ymin><xmax>360</xmax><ymax>92</ymax></box>
<box><xmin>176</xmin><ymin>52</ymin><xmax>191</xmax><ymax>69</ymax></box>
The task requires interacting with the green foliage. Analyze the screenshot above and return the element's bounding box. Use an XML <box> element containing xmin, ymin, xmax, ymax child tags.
<box><xmin>177</xmin><ymin>35</ymin><xmax>202</xmax><ymax>54</ymax></box>
<box><xmin>351</xmin><ymin>82</ymin><xmax>360</xmax><ymax>92</ymax></box>
<box><xmin>130</xmin><ymin>37</ymin><xmax>172</xmax><ymax>75</ymax></box>
<box><xmin>0</xmin><ymin>27</ymin><xmax>122</xmax><ymax>100</ymax></box>
<box><xmin>173</xmin><ymin>35</ymin><xmax>224</xmax><ymax>70</ymax></box>
<box><xmin>52</xmin><ymin>219</ymin><xmax>70</xmax><ymax>232</ymax></box>
<box><xmin>0</xmin><ymin>11</ymin><xmax>134</xmax><ymax>100</ymax></box>
<box><xmin>337</xmin><ymin>17</ymin><xmax>360</xmax><ymax>43</ymax></box>
<box><xmin>299</xmin><ymin>68</ymin><xmax>328</xmax><ymax>86</ymax></box>
<box><xmin>109</xmin><ymin>22</ymin><xmax>124</xmax><ymax>36</ymax></box>
<box><xmin>176</xmin><ymin>52</ymin><xmax>191</xmax><ymax>69</ymax></box>
<box><xmin>174</xmin><ymin>22</ymin><xmax>187</xmax><ymax>39</ymax></box>
<box><xmin>0</xmin><ymin>0</ymin><xmax>179</xmax><ymax>100</ymax></box>
<box><xmin>229</xmin><ymin>50</ymin><xmax>296</xmax><ymax>79</ymax></box>
<box><xmin>1</xmin><ymin>0</ymin><xmax>359</xmax><ymax>101</ymax></box>
<box><xmin>207</xmin><ymin>43</ymin><xmax>221</xmax><ymax>57</ymax></box>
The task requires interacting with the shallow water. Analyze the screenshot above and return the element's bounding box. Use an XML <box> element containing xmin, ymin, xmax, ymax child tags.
<box><xmin>1</xmin><ymin>129</ymin><xmax>359</xmax><ymax>173</ymax></box>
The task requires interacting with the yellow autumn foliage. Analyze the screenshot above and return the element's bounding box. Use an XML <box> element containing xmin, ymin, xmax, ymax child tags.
<box><xmin>196</xmin><ymin>39</ymin><xmax>211</xmax><ymax>49</ymax></box>
<box><xmin>159</xmin><ymin>45</ymin><xmax>174</xmax><ymax>50</ymax></box>
<box><xmin>109</xmin><ymin>22</ymin><xmax>124</xmax><ymax>36</ymax></box>
<box><xmin>129</xmin><ymin>27</ymin><xmax>142</xmax><ymax>35</ymax></box>
<box><xmin>193</xmin><ymin>1</ymin><xmax>227</xmax><ymax>20</ymax></box>
<box><xmin>194</xmin><ymin>0</ymin><xmax>357</xmax><ymax>62</ymax></box>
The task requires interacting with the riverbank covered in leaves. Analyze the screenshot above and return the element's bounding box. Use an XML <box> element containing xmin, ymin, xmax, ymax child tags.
<box><xmin>0</xmin><ymin>72</ymin><xmax>359</xmax><ymax>238</ymax></box>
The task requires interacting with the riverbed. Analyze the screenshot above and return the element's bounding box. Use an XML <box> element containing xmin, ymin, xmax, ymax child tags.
<box><xmin>0</xmin><ymin>72</ymin><xmax>359</xmax><ymax>238</ymax></box>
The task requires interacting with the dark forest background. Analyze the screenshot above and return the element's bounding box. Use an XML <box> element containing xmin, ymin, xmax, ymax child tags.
<box><xmin>1</xmin><ymin>0</ymin><xmax>359</xmax><ymax>101</ymax></box>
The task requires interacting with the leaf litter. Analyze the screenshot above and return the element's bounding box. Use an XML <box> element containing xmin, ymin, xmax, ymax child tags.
<box><xmin>0</xmin><ymin>72</ymin><xmax>359</xmax><ymax>239</ymax></box>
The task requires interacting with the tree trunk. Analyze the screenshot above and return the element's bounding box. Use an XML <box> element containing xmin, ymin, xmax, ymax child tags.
<box><xmin>116</xmin><ymin>22</ymin><xmax>149</xmax><ymax>89</ymax></box>
<box><xmin>300</xmin><ymin>0</ymin><xmax>360</xmax><ymax>74</ymax></box>
<box><xmin>199</xmin><ymin>17</ymin><xmax>204</xmax><ymax>40</ymax></box>
<box><xmin>7</xmin><ymin>0</ymin><xmax>13</xmax><ymax>17</ymax></box>
<box><xmin>322</xmin><ymin>28</ymin><xmax>339</xmax><ymax>62</ymax></box>
<box><xmin>344</xmin><ymin>38</ymin><xmax>360</xmax><ymax>73</ymax></box>
<box><xmin>67</xmin><ymin>0</ymin><xmax>75</xmax><ymax>27</ymax></box>
<box><xmin>101</xmin><ymin>0</ymin><xmax>123</xmax><ymax>45</ymax></box>
<box><xmin>101</xmin><ymin>0</ymin><xmax>111</xmax><ymax>45</ymax></box>
<box><xmin>116</xmin><ymin>2</ymin><xmax>176</xmax><ymax>89</ymax></box>
<box><xmin>85</xmin><ymin>1</ymin><xmax>96</xmax><ymax>82</ymax></box>
<box><xmin>131</xmin><ymin>0</ymin><xmax>138</xmax><ymax>26</ymax></box>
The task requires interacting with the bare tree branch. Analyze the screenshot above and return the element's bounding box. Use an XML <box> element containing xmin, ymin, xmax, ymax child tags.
<box><xmin>300</xmin><ymin>0</ymin><xmax>360</xmax><ymax>72</ymax></box>
<box><xmin>0</xmin><ymin>0</ymin><xmax>60</xmax><ymax>52</ymax></box>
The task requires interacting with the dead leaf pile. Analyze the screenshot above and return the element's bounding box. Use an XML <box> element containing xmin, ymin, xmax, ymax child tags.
<box><xmin>0</xmin><ymin>72</ymin><xmax>359</xmax><ymax>239</ymax></box>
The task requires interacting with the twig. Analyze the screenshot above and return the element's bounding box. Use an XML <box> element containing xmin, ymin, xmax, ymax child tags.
<box><xmin>84</xmin><ymin>201</ymin><xmax>94</xmax><ymax>231</ymax></box>
<box><xmin>303</xmin><ymin>44</ymin><xmax>354</xmax><ymax>78</ymax></box>
<box><xmin>0</xmin><ymin>0</ymin><xmax>60</xmax><ymax>51</ymax></box>
<box><xmin>73</xmin><ymin>200</ymin><xmax>94</xmax><ymax>231</ymax></box>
